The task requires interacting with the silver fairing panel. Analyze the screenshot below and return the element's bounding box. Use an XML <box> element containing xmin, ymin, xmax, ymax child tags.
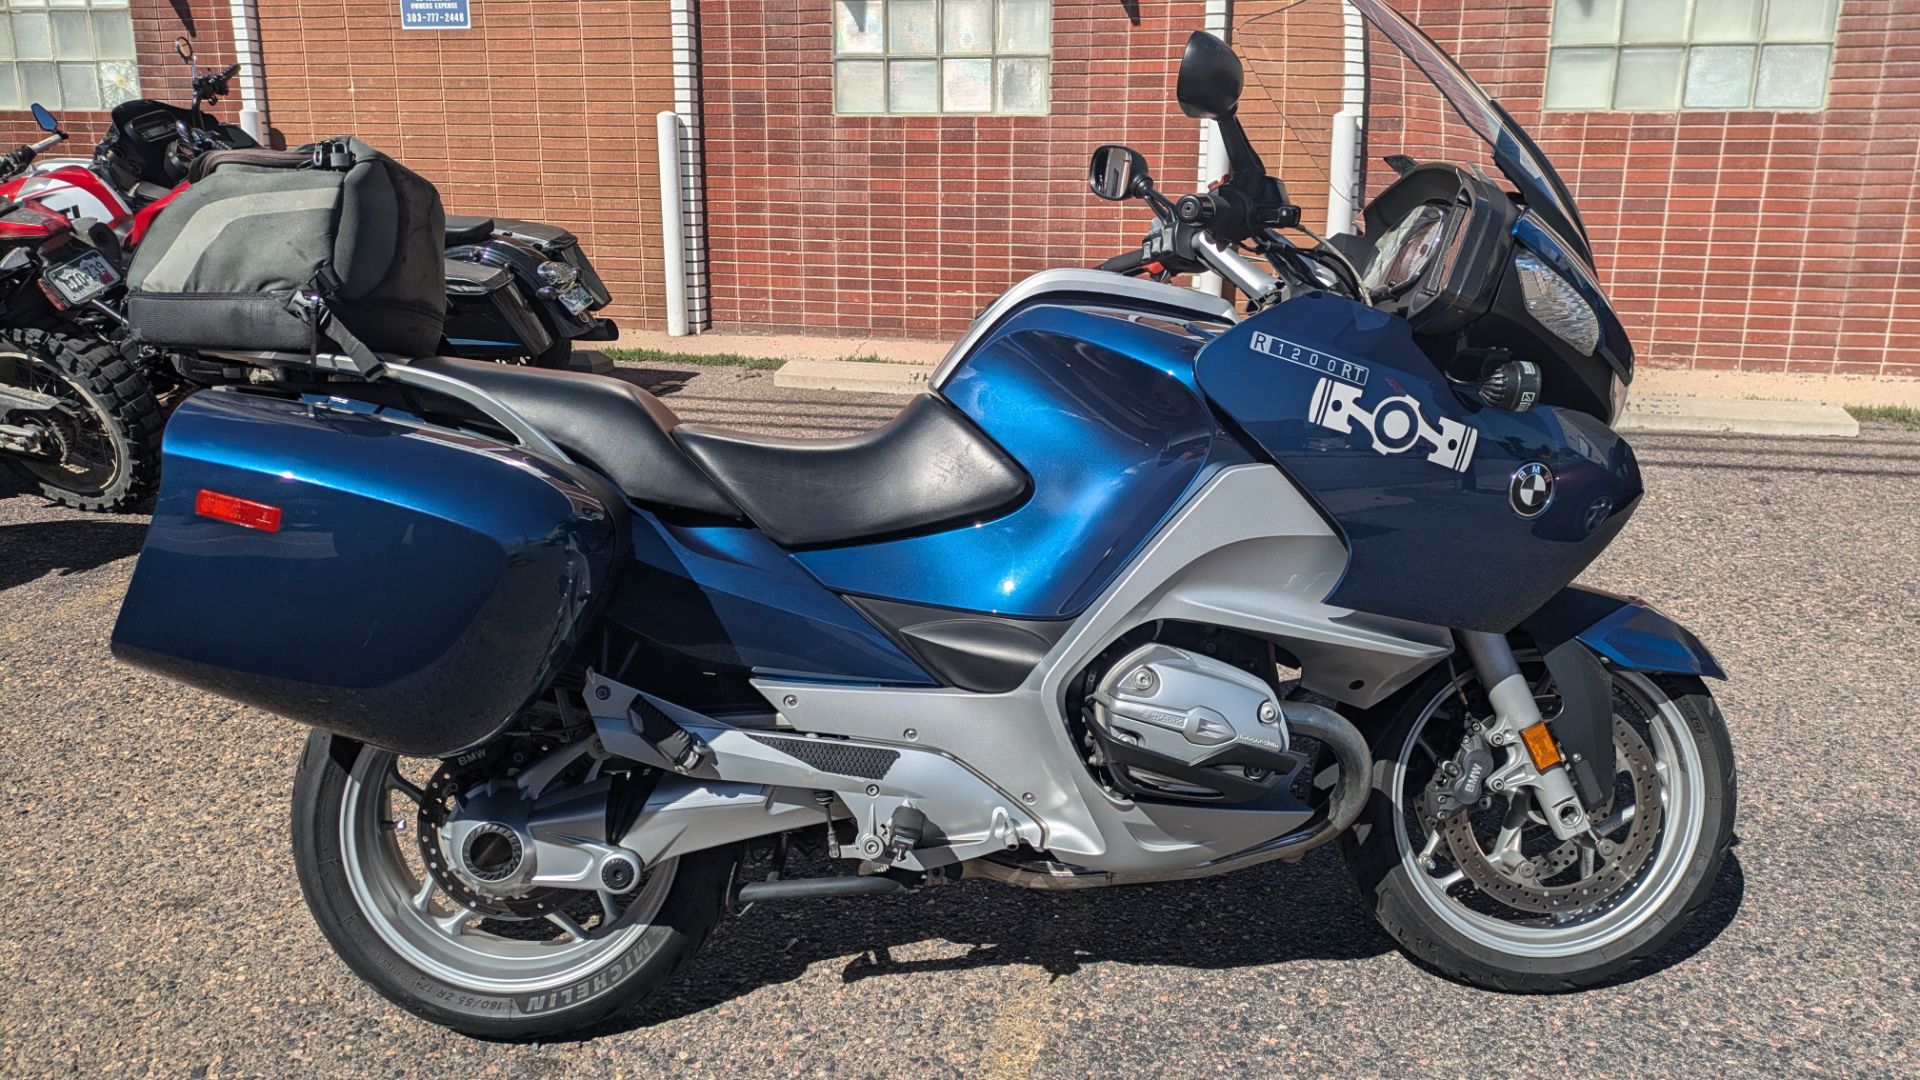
<box><xmin>930</xmin><ymin>269</ymin><xmax>1239</xmax><ymax>389</ymax></box>
<box><xmin>756</xmin><ymin>465</ymin><xmax>1453</xmax><ymax>875</ymax></box>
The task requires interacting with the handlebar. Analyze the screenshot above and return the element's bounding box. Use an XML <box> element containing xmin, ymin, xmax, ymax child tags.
<box><xmin>0</xmin><ymin>129</ymin><xmax>69</xmax><ymax>179</ymax></box>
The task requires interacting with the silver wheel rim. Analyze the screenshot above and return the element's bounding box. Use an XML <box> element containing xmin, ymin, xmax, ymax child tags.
<box><xmin>0</xmin><ymin>347</ymin><xmax>123</xmax><ymax>495</ymax></box>
<box><xmin>1391</xmin><ymin>670</ymin><xmax>1706</xmax><ymax>958</ymax></box>
<box><xmin>338</xmin><ymin>749</ymin><xmax>676</xmax><ymax>995</ymax></box>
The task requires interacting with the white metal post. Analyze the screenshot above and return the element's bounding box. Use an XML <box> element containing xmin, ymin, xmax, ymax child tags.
<box><xmin>1326</xmin><ymin>108</ymin><xmax>1360</xmax><ymax>235</ymax></box>
<box><xmin>657</xmin><ymin>111</ymin><xmax>689</xmax><ymax>337</ymax></box>
<box><xmin>227</xmin><ymin>0</ymin><xmax>269</xmax><ymax>142</ymax></box>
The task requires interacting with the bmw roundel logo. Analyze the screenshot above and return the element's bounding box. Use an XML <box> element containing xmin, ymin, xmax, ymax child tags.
<box><xmin>1509</xmin><ymin>462</ymin><xmax>1555</xmax><ymax>518</ymax></box>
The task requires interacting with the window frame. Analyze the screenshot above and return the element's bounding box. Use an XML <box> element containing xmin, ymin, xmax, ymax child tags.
<box><xmin>832</xmin><ymin>0</ymin><xmax>1053</xmax><ymax>117</ymax></box>
<box><xmin>1543</xmin><ymin>0</ymin><xmax>1841</xmax><ymax>113</ymax></box>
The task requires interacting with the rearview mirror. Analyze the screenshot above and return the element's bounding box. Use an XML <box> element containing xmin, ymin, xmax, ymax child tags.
<box><xmin>1176</xmin><ymin>30</ymin><xmax>1244</xmax><ymax>120</ymax></box>
<box><xmin>30</xmin><ymin>103</ymin><xmax>58</xmax><ymax>133</ymax></box>
<box><xmin>174</xmin><ymin>36</ymin><xmax>195</xmax><ymax>62</ymax></box>
<box><xmin>1088</xmin><ymin>144</ymin><xmax>1150</xmax><ymax>201</ymax></box>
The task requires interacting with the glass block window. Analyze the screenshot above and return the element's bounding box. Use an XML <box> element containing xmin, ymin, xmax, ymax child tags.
<box><xmin>834</xmin><ymin>0</ymin><xmax>1050</xmax><ymax>115</ymax></box>
<box><xmin>0</xmin><ymin>0</ymin><xmax>139</xmax><ymax>112</ymax></box>
<box><xmin>1545</xmin><ymin>0</ymin><xmax>1839</xmax><ymax>111</ymax></box>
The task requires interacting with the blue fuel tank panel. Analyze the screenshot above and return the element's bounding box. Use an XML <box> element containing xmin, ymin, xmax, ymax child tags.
<box><xmin>794</xmin><ymin>303</ymin><xmax>1237</xmax><ymax>618</ymax></box>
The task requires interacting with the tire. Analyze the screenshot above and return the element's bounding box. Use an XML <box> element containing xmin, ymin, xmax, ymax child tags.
<box><xmin>0</xmin><ymin>320</ymin><xmax>162</xmax><ymax>512</ymax></box>
<box><xmin>1342</xmin><ymin>666</ymin><xmax>1736</xmax><ymax>992</ymax></box>
<box><xmin>290</xmin><ymin>732</ymin><xmax>736</xmax><ymax>1039</ymax></box>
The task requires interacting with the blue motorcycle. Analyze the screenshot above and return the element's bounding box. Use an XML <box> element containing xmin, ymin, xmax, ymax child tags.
<box><xmin>111</xmin><ymin>0</ymin><xmax>1733</xmax><ymax>1037</ymax></box>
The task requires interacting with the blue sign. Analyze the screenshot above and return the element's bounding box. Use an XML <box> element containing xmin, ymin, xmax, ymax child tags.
<box><xmin>401</xmin><ymin>0</ymin><xmax>469</xmax><ymax>30</ymax></box>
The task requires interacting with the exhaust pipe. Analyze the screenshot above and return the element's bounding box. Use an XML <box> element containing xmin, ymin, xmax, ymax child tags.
<box><xmin>965</xmin><ymin>701</ymin><xmax>1374</xmax><ymax>890</ymax></box>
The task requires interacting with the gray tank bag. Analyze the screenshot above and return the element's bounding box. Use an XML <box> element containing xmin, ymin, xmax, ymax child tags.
<box><xmin>126</xmin><ymin>139</ymin><xmax>446</xmax><ymax>365</ymax></box>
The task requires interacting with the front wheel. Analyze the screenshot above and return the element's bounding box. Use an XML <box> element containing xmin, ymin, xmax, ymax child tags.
<box><xmin>290</xmin><ymin>732</ymin><xmax>735</xmax><ymax>1038</ymax></box>
<box><xmin>1342</xmin><ymin>663</ymin><xmax>1736</xmax><ymax>991</ymax></box>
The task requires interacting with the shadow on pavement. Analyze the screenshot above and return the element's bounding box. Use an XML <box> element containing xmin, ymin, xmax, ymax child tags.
<box><xmin>594</xmin><ymin>840</ymin><xmax>1746</xmax><ymax>1036</ymax></box>
<box><xmin>0</xmin><ymin>518</ymin><xmax>149</xmax><ymax>592</ymax></box>
<box><xmin>601</xmin><ymin>845</ymin><xmax>1397</xmax><ymax>1035</ymax></box>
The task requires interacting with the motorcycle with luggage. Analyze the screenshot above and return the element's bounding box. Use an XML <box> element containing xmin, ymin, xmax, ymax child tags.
<box><xmin>108</xmin><ymin>0</ymin><xmax>1735</xmax><ymax>1038</ymax></box>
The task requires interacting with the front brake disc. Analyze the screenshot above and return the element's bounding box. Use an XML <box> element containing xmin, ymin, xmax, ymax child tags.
<box><xmin>1439</xmin><ymin>717</ymin><xmax>1664</xmax><ymax>916</ymax></box>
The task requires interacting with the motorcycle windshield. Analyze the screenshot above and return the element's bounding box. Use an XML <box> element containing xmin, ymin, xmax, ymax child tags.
<box><xmin>1237</xmin><ymin>0</ymin><xmax>1591</xmax><ymax>262</ymax></box>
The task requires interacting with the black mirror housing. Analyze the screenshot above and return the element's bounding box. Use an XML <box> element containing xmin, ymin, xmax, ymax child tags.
<box><xmin>174</xmin><ymin>35</ymin><xmax>195</xmax><ymax>62</ymax></box>
<box><xmin>29</xmin><ymin>103</ymin><xmax>58</xmax><ymax>133</ymax></box>
<box><xmin>1088</xmin><ymin>145</ymin><xmax>1151</xmax><ymax>202</ymax></box>
<box><xmin>1177</xmin><ymin>30</ymin><xmax>1244</xmax><ymax>120</ymax></box>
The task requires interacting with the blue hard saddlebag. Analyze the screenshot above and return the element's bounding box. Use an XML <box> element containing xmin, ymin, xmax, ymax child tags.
<box><xmin>110</xmin><ymin>387</ymin><xmax>625</xmax><ymax>756</ymax></box>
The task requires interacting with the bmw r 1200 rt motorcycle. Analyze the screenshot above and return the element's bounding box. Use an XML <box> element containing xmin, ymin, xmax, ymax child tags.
<box><xmin>110</xmin><ymin>0</ymin><xmax>1733</xmax><ymax>1037</ymax></box>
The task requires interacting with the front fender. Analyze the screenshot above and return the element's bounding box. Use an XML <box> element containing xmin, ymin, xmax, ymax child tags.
<box><xmin>1522</xmin><ymin>586</ymin><xmax>1725</xmax><ymax>680</ymax></box>
<box><xmin>1516</xmin><ymin>586</ymin><xmax>1722</xmax><ymax>809</ymax></box>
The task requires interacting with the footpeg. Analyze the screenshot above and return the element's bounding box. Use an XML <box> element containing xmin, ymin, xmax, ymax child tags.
<box><xmin>883</xmin><ymin>805</ymin><xmax>925</xmax><ymax>862</ymax></box>
<box><xmin>632</xmin><ymin>698</ymin><xmax>707</xmax><ymax>773</ymax></box>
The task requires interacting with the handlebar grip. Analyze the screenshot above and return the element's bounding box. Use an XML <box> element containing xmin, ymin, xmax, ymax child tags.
<box><xmin>1097</xmin><ymin>250</ymin><xmax>1149</xmax><ymax>275</ymax></box>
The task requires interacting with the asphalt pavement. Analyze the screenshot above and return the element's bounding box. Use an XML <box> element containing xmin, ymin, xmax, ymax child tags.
<box><xmin>2</xmin><ymin>365</ymin><xmax>1915</xmax><ymax>1078</ymax></box>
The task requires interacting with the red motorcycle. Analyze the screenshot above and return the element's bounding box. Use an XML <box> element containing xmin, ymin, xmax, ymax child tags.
<box><xmin>0</xmin><ymin>104</ymin><xmax>160</xmax><ymax>511</ymax></box>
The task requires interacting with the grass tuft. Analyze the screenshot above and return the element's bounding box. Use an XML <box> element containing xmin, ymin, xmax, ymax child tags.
<box><xmin>602</xmin><ymin>346</ymin><xmax>786</xmax><ymax>371</ymax></box>
<box><xmin>1844</xmin><ymin>404</ymin><xmax>1920</xmax><ymax>429</ymax></box>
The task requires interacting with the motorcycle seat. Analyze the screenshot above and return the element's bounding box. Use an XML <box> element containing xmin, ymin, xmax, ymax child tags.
<box><xmin>443</xmin><ymin>215</ymin><xmax>496</xmax><ymax>247</ymax></box>
<box><xmin>671</xmin><ymin>395</ymin><xmax>1029</xmax><ymax>548</ymax></box>
<box><xmin>404</xmin><ymin>356</ymin><xmax>741</xmax><ymax>519</ymax></box>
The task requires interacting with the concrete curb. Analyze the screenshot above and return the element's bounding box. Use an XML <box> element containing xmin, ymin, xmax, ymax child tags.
<box><xmin>774</xmin><ymin>358</ymin><xmax>932</xmax><ymax>395</ymax></box>
<box><xmin>775</xmin><ymin>360</ymin><xmax>1862</xmax><ymax>437</ymax></box>
<box><xmin>1616</xmin><ymin>395</ymin><xmax>1859</xmax><ymax>437</ymax></box>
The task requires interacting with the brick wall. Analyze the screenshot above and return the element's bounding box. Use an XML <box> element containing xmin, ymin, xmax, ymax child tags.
<box><xmin>1375</xmin><ymin>0</ymin><xmax>1920</xmax><ymax>377</ymax></box>
<box><xmin>0</xmin><ymin>0</ymin><xmax>236</xmax><ymax>148</ymax></box>
<box><xmin>700</xmin><ymin>0</ymin><xmax>1211</xmax><ymax>338</ymax></box>
<box><xmin>256</xmin><ymin>1</ymin><xmax>679</xmax><ymax>327</ymax></box>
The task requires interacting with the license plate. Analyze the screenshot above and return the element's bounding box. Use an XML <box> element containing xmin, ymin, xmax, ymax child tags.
<box><xmin>46</xmin><ymin>249</ymin><xmax>120</xmax><ymax>307</ymax></box>
<box><xmin>558</xmin><ymin>283</ymin><xmax>594</xmax><ymax>316</ymax></box>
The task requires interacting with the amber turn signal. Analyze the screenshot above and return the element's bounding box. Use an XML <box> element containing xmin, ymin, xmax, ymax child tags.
<box><xmin>1519</xmin><ymin>721</ymin><xmax>1563</xmax><ymax>771</ymax></box>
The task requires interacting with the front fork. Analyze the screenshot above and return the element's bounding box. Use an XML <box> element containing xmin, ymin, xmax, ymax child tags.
<box><xmin>1456</xmin><ymin>631</ymin><xmax>1592</xmax><ymax>842</ymax></box>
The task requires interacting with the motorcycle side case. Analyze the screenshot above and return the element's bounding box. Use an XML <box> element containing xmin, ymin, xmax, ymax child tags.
<box><xmin>110</xmin><ymin>387</ymin><xmax>625</xmax><ymax>756</ymax></box>
<box><xmin>442</xmin><ymin>256</ymin><xmax>557</xmax><ymax>360</ymax></box>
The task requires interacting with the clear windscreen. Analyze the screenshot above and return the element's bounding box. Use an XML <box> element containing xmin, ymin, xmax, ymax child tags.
<box><xmin>1232</xmin><ymin>1</ymin><xmax>1583</xmax><ymax>249</ymax></box>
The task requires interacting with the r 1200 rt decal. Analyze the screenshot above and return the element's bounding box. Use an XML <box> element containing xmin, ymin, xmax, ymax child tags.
<box><xmin>1308</xmin><ymin>377</ymin><xmax>1478</xmax><ymax>472</ymax></box>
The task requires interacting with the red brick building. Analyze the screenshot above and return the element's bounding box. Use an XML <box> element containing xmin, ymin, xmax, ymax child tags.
<box><xmin>1</xmin><ymin>1</ymin><xmax>1914</xmax><ymax>375</ymax></box>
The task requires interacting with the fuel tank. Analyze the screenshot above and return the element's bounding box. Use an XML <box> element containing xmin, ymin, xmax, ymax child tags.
<box><xmin>796</xmin><ymin>298</ymin><xmax>1246</xmax><ymax>618</ymax></box>
<box><xmin>1195</xmin><ymin>292</ymin><xmax>1643</xmax><ymax>632</ymax></box>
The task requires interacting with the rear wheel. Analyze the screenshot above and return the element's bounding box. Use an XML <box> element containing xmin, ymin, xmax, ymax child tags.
<box><xmin>0</xmin><ymin>321</ymin><xmax>161</xmax><ymax>512</ymax></box>
<box><xmin>291</xmin><ymin>732</ymin><xmax>735</xmax><ymax>1038</ymax></box>
<box><xmin>1342</xmin><ymin>663</ymin><xmax>1736</xmax><ymax>991</ymax></box>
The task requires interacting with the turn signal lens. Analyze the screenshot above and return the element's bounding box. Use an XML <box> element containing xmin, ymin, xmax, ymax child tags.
<box><xmin>1519</xmin><ymin>721</ymin><xmax>1564</xmax><ymax>771</ymax></box>
<box><xmin>1514</xmin><ymin>251</ymin><xmax>1601</xmax><ymax>356</ymax></box>
<box><xmin>195</xmin><ymin>489</ymin><xmax>282</xmax><ymax>532</ymax></box>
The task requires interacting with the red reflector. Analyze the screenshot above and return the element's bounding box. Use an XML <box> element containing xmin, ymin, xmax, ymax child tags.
<box><xmin>195</xmin><ymin>489</ymin><xmax>282</xmax><ymax>532</ymax></box>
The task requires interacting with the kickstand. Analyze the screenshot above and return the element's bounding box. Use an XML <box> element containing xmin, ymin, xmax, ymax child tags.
<box><xmin>767</xmin><ymin>832</ymin><xmax>791</xmax><ymax>882</ymax></box>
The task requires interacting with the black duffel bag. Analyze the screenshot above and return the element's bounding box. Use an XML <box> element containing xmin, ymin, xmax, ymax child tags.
<box><xmin>126</xmin><ymin>138</ymin><xmax>445</xmax><ymax>363</ymax></box>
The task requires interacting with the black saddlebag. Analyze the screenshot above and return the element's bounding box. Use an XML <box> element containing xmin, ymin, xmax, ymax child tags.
<box><xmin>125</xmin><ymin>139</ymin><xmax>446</xmax><ymax>359</ymax></box>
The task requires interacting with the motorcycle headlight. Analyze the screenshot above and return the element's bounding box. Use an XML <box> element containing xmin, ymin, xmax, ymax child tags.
<box><xmin>1514</xmin><ymin>251</ymin><xmax>1599</xmax><ymax>356</ymax></box>
<box><xmin>536</xmin><ymin>260</ymin><xmax>578</xmax><ymax>290</ymax></box>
